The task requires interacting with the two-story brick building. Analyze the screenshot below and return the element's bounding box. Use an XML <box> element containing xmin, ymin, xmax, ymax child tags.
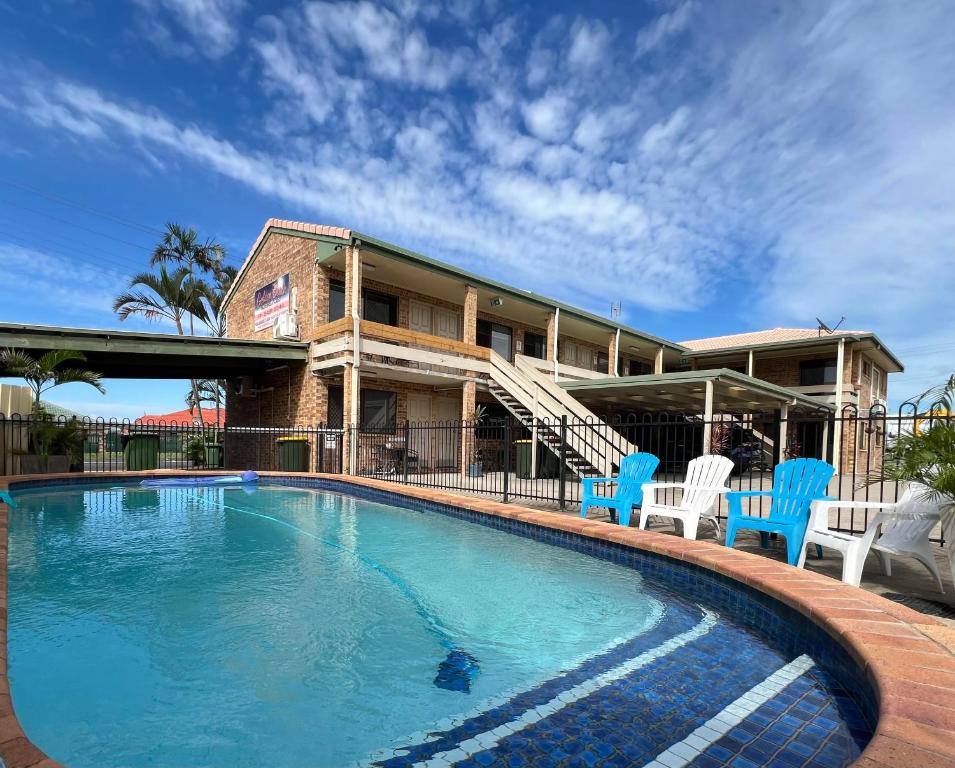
<box><xmin>221</xmin><ymin>219</ymin><xmax>903</xmax><ymax>476</ymax></box>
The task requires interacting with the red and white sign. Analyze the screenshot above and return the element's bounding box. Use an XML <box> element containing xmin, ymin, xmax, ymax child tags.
<box><xmin>253</xmin><ymin>273</ymin><xmax>291</xmax><ymax>331</ymax></box>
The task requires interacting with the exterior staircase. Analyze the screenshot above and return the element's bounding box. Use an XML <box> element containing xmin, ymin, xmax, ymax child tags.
<box><xmin>487</xmin><ymin>352</ymin><xmax>636</xmax><ymax>478</ymax></box>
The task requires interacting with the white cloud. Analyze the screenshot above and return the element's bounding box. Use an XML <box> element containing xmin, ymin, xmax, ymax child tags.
<box><xmin>521</xmin><ymin>91</ymin><xmax>574</xmax><ymax>143</ymax></box>
<box><xmin>636</xmin><ymin>1</ymin><xmax>697</xmax><ymax>58</ymax></box>
<box><xmin>567</xmin><ymin>19</ymin><xmax>610</xmax><ymax>71</ymax></box>
<box><xmin>4</xmin><ymin>1</ymin><xmax>955</xmax><ymax>403</ymax></box>
<box><xmin>133</xmin><ymin>0</ymin><xmax>246</xmax><ymax>58</ymax></box>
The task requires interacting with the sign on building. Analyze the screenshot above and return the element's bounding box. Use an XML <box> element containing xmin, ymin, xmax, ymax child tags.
<box><xmin>253</xmin><ymin>273</ymin><xmax>291</xmax><ymax>331</ymax></box>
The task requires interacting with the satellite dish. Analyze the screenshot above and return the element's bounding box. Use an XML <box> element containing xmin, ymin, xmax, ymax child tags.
<box><xmin>816</xmin><ymin>316</ymin><xmax>845</xmax><ymax>336</ymax></box>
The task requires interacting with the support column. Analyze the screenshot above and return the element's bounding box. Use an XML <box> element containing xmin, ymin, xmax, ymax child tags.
<box><xmin>343</xmin><ymin>243</ymin><xmax>362</xmax><ymax>474</ymax></box>
<box><xmin>550</xmin><ymin>308</ymin><xmax>560</xmax><ymax>381</ymax></box>
<box><xmin>779</xmin><ymin>403</ymin><xmax>790</xmax><ymax>460</ymax></box>
<box><xmin>702</xmin><ymin>379</ymin><xmax>714</xmax><ymax>455</ymax></box>
<box><xmin>654</xmin><ymin>346</ymin><xmax>665</xmax><ymax>375</ymax></box>
<box><xmin>460</xmin><ymin>381</ymin><xmax>476</xmax><ymax>476</ymax></box>
<box><xmin>610</xmin><ymin>331</ymin><xmax>620</xmax><ymax>376</ymax></box>
<box><xmin>832</xmin><ymin>338</ymin><xmax>846</xmax><ymax>473</ymax></box>
<box><xmin>463</xmin><ymin>285</ymin><xmax>478</xmax><ymax>345</ymax></box>
<box><xmin>747</xmin><ymin>349</ymin><xmax>755</xmax><ymax>377</ymax></box>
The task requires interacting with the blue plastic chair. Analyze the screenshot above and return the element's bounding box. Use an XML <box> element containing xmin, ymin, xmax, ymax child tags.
<box><xmin>0</xmin><ymin>490</ymin><xmax>15</xmax><ymax>508</ymax></box>
<box><xmin>580</xmin><ymin>453</ymin><xmax>660</xmax><ymax>527</ymax></box>
<box><xmin>725</xmin><ymin>458</ymin><xmax>835</xmax><ymax>565</ymax></box>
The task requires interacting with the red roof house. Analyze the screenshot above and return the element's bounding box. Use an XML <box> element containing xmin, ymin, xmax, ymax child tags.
<box><xmin>135</xmin><ymin>408</ymin><xmax>225</xmax><ymax>428</ymax></box>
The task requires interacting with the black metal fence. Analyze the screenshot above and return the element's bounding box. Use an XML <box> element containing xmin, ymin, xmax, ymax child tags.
<box><xmin>350</xmin><ymin>406</ymin><xmax>948</xmax><ymax>543</ymax></box>
<box><xmin>1</xmin><ymin>406</ymin><xmax>947</xmax><ymax>544</ymax></box>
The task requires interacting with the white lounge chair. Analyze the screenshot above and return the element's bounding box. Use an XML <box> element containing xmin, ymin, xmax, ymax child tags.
<box><xmin>638</xmin><ymin>455</ymin><xmax>735</xmax><ymax>540</ymax></box>
<box><xmin>797</xmin><ymin>482</ymin><xmax>949</xmax><ymax>590</ymax></box>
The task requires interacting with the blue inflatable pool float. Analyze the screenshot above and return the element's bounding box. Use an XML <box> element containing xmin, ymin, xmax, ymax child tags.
<box><xmin>140</xmin><ymin>471</ymin><xmax>259</xmax><ymax>488</ymax></box>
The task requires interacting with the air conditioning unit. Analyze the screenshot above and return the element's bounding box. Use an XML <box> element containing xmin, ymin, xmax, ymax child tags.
<box><xmin>273</xmin><ymin>312</ymin><xmax>300</xmax><ymax>340</ymax></box>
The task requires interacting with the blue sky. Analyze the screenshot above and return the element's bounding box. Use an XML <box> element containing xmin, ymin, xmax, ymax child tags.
<box><xmin>1</xmin><ymin>0</ymin><xmax>953</xmax><ymax>418</ymax></box>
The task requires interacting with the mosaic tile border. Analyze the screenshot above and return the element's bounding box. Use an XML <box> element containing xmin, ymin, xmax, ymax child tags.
<box><xmin>1</xmin><ymin>470</ymin><xmax>954</xmax><ymax>768</ymax></box>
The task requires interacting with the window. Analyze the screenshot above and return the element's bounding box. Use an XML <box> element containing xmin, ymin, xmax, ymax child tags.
<box><xmin>476</xmin><ymin>320</ymin><xmax>513</xmax><ymax>360</ymax></box>
<box><xmin>858</xmin><ymin>423</ymin><xmax>870</xmax><ymax>452</ymax></box>
<box><xmin>799</xmin><ymin>359</ymin><xmax>837</xmax><ymax>386</ymax></box>
<box><xmin>524</xmin><ymin>331</ymin><xmax>546</xmax><ymax>360</ymax></box>
<box><xmin>361</xmin><ymin>390</ymin><xmax>397</xmax><ymax>432</ymax></box>
<box><xmin>327</xmin><ymin>386</ymin><xmax>344</xmax><ymax>428</ymax></box>
<box><xmin>329</xmin><ymin>279</ymin><xmax>345</xmax><ymax>321</ymax></box>
<box><xmin>596</xmin><ymin>351</ymin><xmax>610</xmax><ymax>374</ymax></box>
<box><xmin>362</xmin><ymin>289</ymin><xmax>398</xmax><ymax>326</ymax></box>
<box><xmin>626</xmin><ymin>359</ymin><xmax>651</xmax><ymax>376</ymax></box>
<box><xmin>862</xmin><ymin>360</ymin><xmax>872</xmax><ymax>378</ymax></box>
<box><xmin>872</xmin><ymin>364</ymin><xmax>885</xmax><ymax>399</ymax></box>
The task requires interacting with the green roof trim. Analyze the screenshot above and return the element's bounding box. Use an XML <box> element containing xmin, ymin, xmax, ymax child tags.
<box><xmin>351</xmin><ymin>231</ymin><xmax>686</xmax><ymax>353</ymax></box>
<box><xmin>682</xmin><ymin>333</ymin><xmax>904</xmax><ymax>372</ymax></box>
<box><xmin>560</xmin><ymin>367</ymin><xmax>835</xmax><ymax>411</ymax></box>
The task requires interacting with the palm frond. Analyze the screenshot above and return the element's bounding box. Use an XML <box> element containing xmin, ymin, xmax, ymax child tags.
<box><xmin>52</xmin><ymin>368</ymin><xmax>106</xmax><ymax>394</ymax></box>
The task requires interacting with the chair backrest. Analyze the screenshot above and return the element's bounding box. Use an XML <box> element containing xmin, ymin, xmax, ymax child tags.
<box><xmin>878</xmin><ymin>482</ymin><xmax>946</xmax><ymax>549</ymax></box>
<box><xmin>616</xmin><ymin>453</ymin><xmax>660</xmax><ymax>501</ymax></box>
<box><xmin>769</xmin><ymin>458</ymin><xmax>835</xmax><ymax>521</ymax></box>
<box><xmin>682</xmin><ymin>455</ymin><xmax>735</xmax><ymax>511</ymax></box>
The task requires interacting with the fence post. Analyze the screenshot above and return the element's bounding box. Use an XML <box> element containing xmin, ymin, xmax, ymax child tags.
<box><xmin>502</xmin><ymin>417</ymin><xmax>512</xmax><ymax>504</ymax></box>
<box><xmin>558</xmin><ymin>415</ymin><xmax>567</xmax><ymax>510</ymax></box>
<box><xmin>403</xmin><ymin>419</ymin><xmax>410</xmax><ymax>484</ymax></box>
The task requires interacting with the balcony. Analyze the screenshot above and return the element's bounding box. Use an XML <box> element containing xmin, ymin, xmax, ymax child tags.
<box><xmin>310</xmin><ymin>319</ymin><xmax>490</xmax><ymax>384</ymax></box>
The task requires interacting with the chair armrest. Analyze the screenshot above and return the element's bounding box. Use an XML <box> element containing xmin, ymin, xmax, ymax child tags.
<box><xmin>811</xmin><ymin>499</ymin><xmax>896</xmax><ymax>512</ymax></box>
<box><xmin>582</xmin><ymin>476</ymin><xmax>616</xmax><ymax>488</ymax></box>
<box><xmin>726</xmin><ymin>490</ymin><xmax>773</xmax><ymax>499</ymax></box>
<box><xmin>641</xmin><ymin>482</ymin><xmax>684</xmax><ymax>491</ymax></box>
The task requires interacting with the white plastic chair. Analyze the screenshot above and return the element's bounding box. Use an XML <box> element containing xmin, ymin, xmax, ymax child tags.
<box><xmin>797</xmin><ymin>483</ymin><xmax>948</xmax><ymax>590</ymax></box>
<box><xmin>638</xmin><ymin>455</ymin><xmax>735</xmax><ymax>540</ymax></box>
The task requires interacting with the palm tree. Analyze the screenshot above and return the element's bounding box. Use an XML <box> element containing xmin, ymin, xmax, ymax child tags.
<box><xmin>149</xmin><ymin>222</ymin><xmax>225</xmax><ymax>337</ymax></box>
<box><xmin>199</xmin><ymin>264</ymin><xmax>238</xmax><ymax>338</ymax></box>
<box><xmin>876</xmin><ymin>374</ymin><xmax>955</xmax><ymax>501</ymax></box>
<box><xmin>0</xmin><ymin>348</ymin><xmax>105</xmax><ymax>461</ymax></box>
<box><xmin>186</xmin><ymin>378</ymin><xmax>225</xmax><ymax>430</ymax></box>
<box><xmin>0</xmin><ymin>349</ymin><xmax>105</xmax><ymax>414</ymax></box>
<box><xmin>113</xmin><ymin>265</ymin><xmax>209</xmax><ymax>420</ymax></box>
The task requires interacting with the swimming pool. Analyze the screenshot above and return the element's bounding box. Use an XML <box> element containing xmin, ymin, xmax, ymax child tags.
<box><xmin>7</xmin><ymin>479</ymin><xmax>874</xmax><ymax>768</ymax></box>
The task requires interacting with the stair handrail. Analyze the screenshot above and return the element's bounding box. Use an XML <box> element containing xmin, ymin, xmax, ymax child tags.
<box><xmin>489</xmin><ymin>352</ymin><xmax>635</xmax><ymax>474</ymax></box>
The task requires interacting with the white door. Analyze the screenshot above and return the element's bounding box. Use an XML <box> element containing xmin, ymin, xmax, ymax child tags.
<box><xmin>409</xmin><ymin>301</ymin><xmax>432</xmax><ymax>334</ymax></box>
<box><xmin>435</xmin><ymin>396</ymin><xmax>460</xmax><ymax>469</ymax></box>
<box><xmin>407</xmin><ymin>394</ymin><xmax>432</xmax><ymax>469</ymax></box>
<box><xmin>434</xmin><ymin>307</ymin><xmax>460</xmax><ymax>340</ymax></box>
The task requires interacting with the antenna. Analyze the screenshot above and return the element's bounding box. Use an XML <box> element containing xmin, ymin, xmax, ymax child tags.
<box><xmin>816</xmin><ymin>316</ymin><xmax>846</xmax><ymax>336</ymax></box>
<box><xmin>611</xmin><ymin>301</ymin><xmax>621</xmax><ymax>320</ymax></box>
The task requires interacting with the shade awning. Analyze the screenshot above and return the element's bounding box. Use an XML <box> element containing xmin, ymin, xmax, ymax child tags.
<box><xmin>561</xmin><ymin>368</ymin><xmax>834</xmax><ymax>414</ymax></box>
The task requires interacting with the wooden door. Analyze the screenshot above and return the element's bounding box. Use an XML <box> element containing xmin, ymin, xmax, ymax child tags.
<box><xmin>435</xmin><ymin>396</ymin><xmax>460</xmax><ymax>469</ymax></box>
<box><xmin>407</xmin><ymin>394</ymin><xmax>432</xmax><ymax>469</ymax></box>
<box><xmin>409</xmin><ymin>301</ymin><xmax>433</xmax><ymax>334</ymax></box>
<box><xmin>434</xmin><ymin>307</ymin><xmax>460</xmax><ymax>340</ymax></box>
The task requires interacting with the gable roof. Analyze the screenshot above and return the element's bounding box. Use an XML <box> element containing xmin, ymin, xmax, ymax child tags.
<box><xmin>224</xmin><ymin>218</ymin><xmax>686</xmax><ymax>353</ymax></box>
<box><xmin>135</xmin><ymin>408</ymin><xmax>225</xmax><ymax>428</ymax></box>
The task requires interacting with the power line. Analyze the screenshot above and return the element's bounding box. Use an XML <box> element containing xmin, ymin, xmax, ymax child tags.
<box><xmin>0</xmin><ymin>198</ymin><xmax>154</xmax><ymax>252</ymax></box>
<box><xmin>0</xmin><ymin>228</ymin><xmax>141</xmax><ymax>276</ymax></box>
<box><xmin>0</xmin><ymin>177</ymin><xmax>164</xmax><ymax>236</ymax></box>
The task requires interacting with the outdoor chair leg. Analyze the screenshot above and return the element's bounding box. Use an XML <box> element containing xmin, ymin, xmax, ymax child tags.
<box><xmin>759</xmin><ymin>531</ymin><xmax>770</xmax><ymax>548</ymax></box>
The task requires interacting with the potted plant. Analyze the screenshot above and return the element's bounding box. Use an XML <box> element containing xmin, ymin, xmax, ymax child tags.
<box><xmin>467</xmin><ymin>404</ymin><xmax>487</xmax><ymax>477</ymax></box>
<box><xmin>0</xmin><ymin>349</ymin><xmax>105</xmax><ymax>474</ymax></box>
<box><xmin>870</xmin><ymin>375</ymin><xmax>955</xmax><ymax>574</ymax></box>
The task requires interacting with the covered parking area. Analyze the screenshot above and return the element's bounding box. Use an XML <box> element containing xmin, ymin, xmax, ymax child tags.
<box><xmin>0</xmin><ymin>322</ymin><xmax>308</xmax><ymax>380</ymax></box>
<box><xmin>561</xmin><ymin>368</ymin><xmax>835</xmax><ymax>466</ymax></box>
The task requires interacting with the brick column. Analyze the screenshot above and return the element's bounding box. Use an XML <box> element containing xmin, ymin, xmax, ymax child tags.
<box><xmin>463</xmin><ymin>285</ymin><xmax>478</xmax><ymax>345</ymax></box>
<box><xmin>608</xmin><ymin>332</ymin><xmax>618</xmax><ymax>376</ymax></box>
<box><xmin>546</xmin><ymin>312</ymin><xmax>557</xmax><ymax>361</ymax></box>
<box><xmin>460</xmin><ymin>381</ymin><xmax>476</xmax><ymax>476</ymax></box>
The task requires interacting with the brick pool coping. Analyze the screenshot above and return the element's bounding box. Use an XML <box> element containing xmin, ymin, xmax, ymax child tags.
<box><xmin>0</xmin><ymin>471</ymin><xmax>954</xmax><ymax>768</ymax></box>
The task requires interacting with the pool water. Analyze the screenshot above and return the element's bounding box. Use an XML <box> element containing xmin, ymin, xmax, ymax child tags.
<box><xmin>6</xmin><ymin>482</ymin><xmax>872</xmax><ymax>768</ymax></box>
